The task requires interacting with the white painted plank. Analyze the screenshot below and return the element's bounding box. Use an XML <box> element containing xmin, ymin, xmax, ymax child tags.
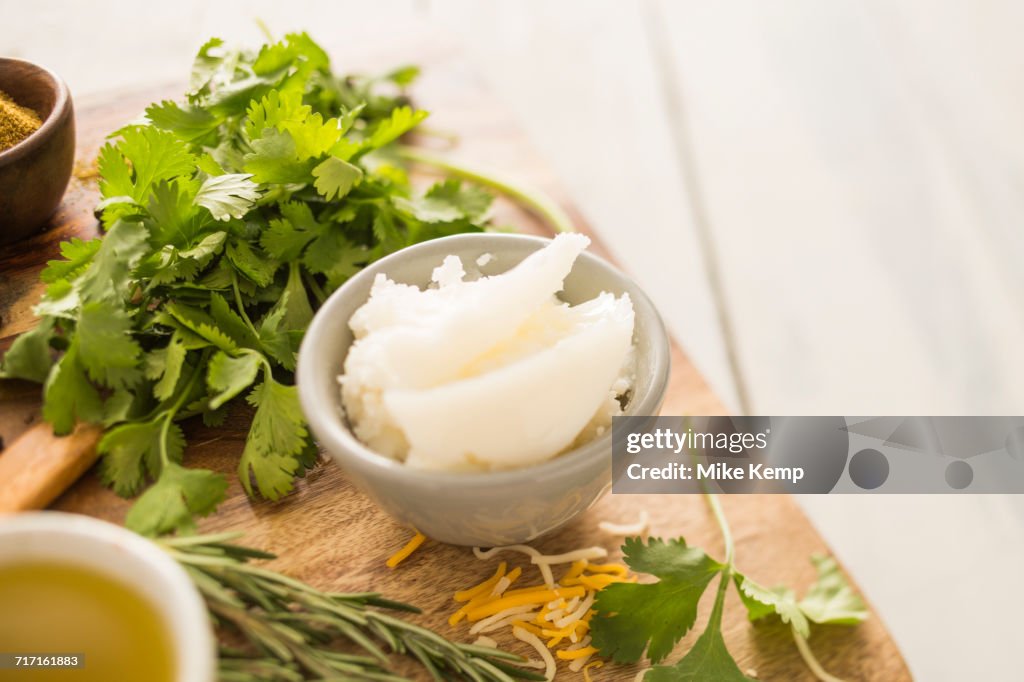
<box><xmin>654</xmin><ymin>2</ymin><xmax>1024</xmax><ymax>679</ymax></box>
<box><xmin>655</xmin><ymin>0</ymin><xmax>1024</xmax><ymax>416</ymax></box>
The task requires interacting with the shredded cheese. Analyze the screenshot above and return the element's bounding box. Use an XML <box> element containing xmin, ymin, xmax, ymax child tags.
<box><xmin>554</xmin><ymin>592</ymin><xmax>595</xmax><ymax>629</ymax></box>
<box><xmin>385</xmin><ymin>531</ymin><xmax>426</xmax><ymax>568</ymax></box>
<box><xmin>583</xmin><ymin>660</ymin><xmax>603</xmax><ymax>681</ymax></box>
<box><xmin>598</xmin><ymin>510</ymin><xmax>650</xmax><ymax>536</ymax></box>
<box><xmin>584</xmin><ymin>563</ymin><xmax>629</xmax><ymax>576</ymax></box>
<box><xmin>470</xmin><ymin>605</ymin><xmax>537</xmax><ymax>634</ymax></box>
<box><xmin>514</xmin><ymin>625</ymin><xmax>557</xmax><ymax>681</ymax></box>
<box><xmin>454</xmin><ymin>562</ymin><xmax>507</xmax><ymax>601</ymax></box>
<box><xmin>474</xmin><ymin>635</ymin><xmax>497</xmax><ymax>647</ymax></box>
<box><xmin>467</xmin><ymin>587</ymin><xmax>585</xmax><ymax>620</ymax></box>
<box><xmin>475</xmin><ymin>545</ymin><xmax>556</xmax><ymax>587</ymax></box>
<box><xmin>531</xmin><ymin>547</ymin><xmax>608</xmax><ymax>565</ymax></box>
<box><xmin>455</xmin><ymin>541</ymin><xmax>633</xmax><ymax>678</ymax></box>
<box><xmin>557</xmin><ymin>646</ymin><xmax>598</xmax><ymax>661</ymax></box>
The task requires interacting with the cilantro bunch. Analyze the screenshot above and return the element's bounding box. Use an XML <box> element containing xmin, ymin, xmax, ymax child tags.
<box><xmin>0</xmin><ymin>33</ymin><xmax>495</xmax><ymax>536</ymax></box>
<box><xmin>591</xmin><ymin>496</ymin><xmax>868</xmax><ymax>681</ymax></box>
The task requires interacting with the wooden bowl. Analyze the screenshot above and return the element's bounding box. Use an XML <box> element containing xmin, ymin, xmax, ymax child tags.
<box><xmin>0</xmin><ymin>58</ymin><xmax>74</xmax><ymax>245</ymax></box>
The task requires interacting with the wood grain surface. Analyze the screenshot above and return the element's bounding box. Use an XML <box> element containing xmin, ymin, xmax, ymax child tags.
<box><xmin>0</xmin><ymin>41</ymin><xmax>910</xmax><ymax>681</ymax></box>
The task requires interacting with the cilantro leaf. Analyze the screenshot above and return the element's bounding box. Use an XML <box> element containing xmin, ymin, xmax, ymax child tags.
<box><xmin>209</xmin><ymin>293</ymin><xmax>260</xmax><ymax>350</ymax></box>
<box><xmin>257</xmin><ymin>296</ymin><xmax>294</xmax><ymax>370</ymax></box>
<box><xmin>423</xmin><ymin>179</ymin><xmax>493</xmax><ymax>221</ymax></box>
<box><xmin>165</xmin><ymin>302</ymin><xmax>238</xmax><ymax>352</ymax></box>
<box><xmin>40</xmin><ymin>237</ymin><xmax>101</xmax><ymax>284</ymax></box>
<box><xmin>243</xmin><ymin>128</ymin><xmax>316</xmax><ymax>184</ymax></box>
<box><xmin>101</xmin><ymin>126</ymin><xmax>196</xmax><ymax>202</ymax></box>
<box><xmin>75</xmin><ymin>219</ymin><xmax>150</xmax><ymax>304</ymax></box>
<box><xmin>365</xmin><ymin>105</ymin><xmax>428</xmax><ymax>150</ymax></box>
<box><xmin>98</xmin><ymin>419</ymin><xmax>186</xmax><ymax>496</ymax></box>
<box><xmin>146</xmin><ymin>331</ymin><xmax>188</xmax><ymax>402</ymax></box>
<box><xmin>125</xmin><ymin>462</ymin><xmax>228</xmax><ymax>536</ymax></box>
<box><xmin>147</xmin><ymin>100</ymin><xmax>223</xmax><ymax>141</ymax></box>
<box><xmin>225</xmin><ymin>239</ymin><xmax>279</xmax><ymax>287</ymax></box>
<box><xmin>261</xmin><ymin>217</ymin><xmax>315</xmax><ymax>260</ymax></box>
<box><xmin>645</xmin><ymin>615</ymin><xmax>754</xmax><ymax>682</ymax></box>
<box><xmin>195</xmin><ymin>173</ymin><xmax>261</xmax><ymax>221</ymax></box>
<box><xmin>238</xmin><ymin>377</ymin><xmax>308</xmax><ymax>499</ymax></box>
<box><xmin>592</xmin><ymin>537</ymin><xmax>724</xmax><ymax>663</ymax></box>
<box><xmin>734</xmin><ymin>574</ymin><xmax>810</xmax><ymax>638</ymax></box>
<box><xmin>798</xmin><ymin>555</ymin><xmax>869</xmax><ymax>625</ymax></box>
<box><xmin>0</xmin><ymin>317</ymin><xmax>54</xmax><ymax>382</ymax></box>
<box><xmin>312</xmin><ymin>156</ymin><xmax>362</xmax><ymax>201</ymax></box>
<box><xmin>42</xmin><ymin>342</ymin><xmax>103</xmax><ymax>435</ymax></box>
<box><xmin>76</xmin><ymin>301</ymin><xmax>143</xmax><ymax>390</ymax></box>
<box><xmin>276</xmin><ymin>263</ymin><xmax>314</xmax><ymax>332</ymax></box>
<box><xmin>207</xmin><ymin>350</ymin><xmax>262</xmax><ymax>409</ymax></box>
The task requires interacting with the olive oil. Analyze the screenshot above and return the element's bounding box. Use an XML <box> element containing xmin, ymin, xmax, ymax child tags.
<box><xmin>0</xmin><ymin>562</ymin><xmax>175</xmax><ymax>682</ymax></box>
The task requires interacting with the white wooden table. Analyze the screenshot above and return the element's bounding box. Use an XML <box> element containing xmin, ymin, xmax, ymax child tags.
<box><xmin>5</xmin><ymin>1</ymin><xmax>1024</xmax><ymax>679</ymax></box>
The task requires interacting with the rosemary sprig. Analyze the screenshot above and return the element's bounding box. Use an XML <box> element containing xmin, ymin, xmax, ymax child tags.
<box><xmin>159</xmin><ymin>533</ymin><xmax>544</xmax><ymax>682</ymax></box>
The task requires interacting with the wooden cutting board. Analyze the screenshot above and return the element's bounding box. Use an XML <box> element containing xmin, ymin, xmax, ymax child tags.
<box><xmin>0</xmin><ymin>36</ymin><xmax>910</xmax><ymax>682</ymax></box>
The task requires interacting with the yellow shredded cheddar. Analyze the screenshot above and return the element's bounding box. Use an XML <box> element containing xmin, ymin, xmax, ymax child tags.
<box><xmin>449</xmin><ymin>586</ymin><xmax>506</xmax><ymax>627</ymax></box>
<box><xmin>454</xmin><ymin>562</ymin><xmax>507</xmax><ymax>602</ymax></box>
<box><xmin>511</xmin><ymin>620</ymin><xmax>544</xmax><ymax>636</ymax></box>
<box><xmin>557</xmin><ymin>646</ymin><xmax>598</xmax><ymax>660</ymax></box>
<box><xmin>562</xmin><ymin>559</ymin><xmax>588</xmax><ymax>582</ymax></box>
<box><xmin>385</xmin><ymin>531</ymin><xmax>426</xmax><ymax>569</ymax></box>
<box><xmin>585</xmin><ymin>563</ymin><xmax>629</xmax><ymax>576</ymax></box>
<box><xmin>578</xmin><ymin>574</ymin><xmax>627</xmax><ymax>591</ymax></box>
<box><xmin>583</xmin><ymin>660</ymin><xmax>604</xmax><ymax>681</ymax></box>
<box><xmin>467</xmin><ymin>587</ymin><xmax>585</xmax><ymax>621</ymax></box>
<box><xmin>499</xmin><ymin>566</ymin><xmax>523</xmax><ymax>591</ymax></box>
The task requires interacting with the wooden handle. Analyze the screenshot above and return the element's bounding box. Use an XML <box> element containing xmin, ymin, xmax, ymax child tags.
<box><xmin>0</xmin><ymin>422</ymin><xmax>103</xmax><ymax>512</ymax></box>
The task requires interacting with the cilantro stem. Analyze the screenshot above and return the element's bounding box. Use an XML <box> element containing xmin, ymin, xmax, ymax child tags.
<box><xmin>158</xmin><ymin>355</ymin><xmax>206</xmax><ymax>467</ymax></box>
<box><xmin>792</xmin><ymin>628</ymin><xmax>844</xmax><ymax>682</ymax></box>
<box><xmin>231</xmin><ymin>270</ymin><xmax>258</xmax><ymax>334</ymax></box>
<box><xmin>706</xmin><ymin>492</ymin><xmax>734</xmax><ymax>568</ymax></box>
<box><xmin>395</xmin><ymin>145</ymin><xmax>576</xmax><ymax>234</ymax></box>
<box><xmin>303</xmin><ymin>270</ymin><xmax>327</xmax><ymax>305</ymax></box>
<box><xmin>707</xmin><ymin>491</ymin><xmax>846</xmax><ymax>682</ymax></box>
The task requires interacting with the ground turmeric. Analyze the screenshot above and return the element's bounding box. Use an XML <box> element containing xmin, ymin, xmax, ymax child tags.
<box><xmin>0</xmin><ymin>90</ymin><xmax>42</xmax><ymax>152</ymax></box>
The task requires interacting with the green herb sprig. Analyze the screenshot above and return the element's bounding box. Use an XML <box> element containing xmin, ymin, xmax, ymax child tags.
<box><xmin>0</xmin><ymin>33</ymin><xmax>509</xmax><ymax>536</ymax></box>
<box><xmin>590</xmin><ymin>495</ymin><xmax>869</xmax><ymax>681</ymax></box>
<box><xmin>161</xmin><ymin>533</ymin><xmax>544</xmax><ymax>682</ymax></box>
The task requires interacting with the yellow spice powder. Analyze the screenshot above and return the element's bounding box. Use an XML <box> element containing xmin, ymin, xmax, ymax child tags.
<box><xmin>0</xmin><ymin>89</ymin><xmax>42</xmax><ymax>152</ymax></box>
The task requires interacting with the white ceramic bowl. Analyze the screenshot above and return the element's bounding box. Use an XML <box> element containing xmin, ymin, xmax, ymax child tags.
<box><xmin>0</xmin><ymin>512</ymin><xmax>216</xmax><ymax>682</ymax></box>
<box><xmin>297</xmin><ymin>233</ymin><xmax>670</xmax><ymax>546</ymax></box>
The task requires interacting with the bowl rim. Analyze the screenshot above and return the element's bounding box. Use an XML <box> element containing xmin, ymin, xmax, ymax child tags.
<box><xmin>0</xmin><ymin>57</ymin><xmax>71</xmax><ymax>165</ymax></box>
<box><xmin>0</xmin><ymin>511</ymin><xmax>217</xmax><ymax>682</ymax></box>
<box><xmin>297</xmin><ymin>232</ymin><xmax>671</xmax><ymax>488</ymax></box>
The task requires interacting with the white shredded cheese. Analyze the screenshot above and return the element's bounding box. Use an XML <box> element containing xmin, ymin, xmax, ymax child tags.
<box><xmin>598</xmin><ymin>510</ymin><xmax>650</xmax><ymax>535</ymax></box>
<box><xmin>513</xmin><ymin>626</ymin><xmax>556</xmax><ymax>681</ymax></box>
<box><xmin>564</xmin><ymin>636</ymin><xmax>592</xmax><ymax>651</ymax></box>
<box><xmin>474</xmin><ymin>545</ymin><xmax>555</xmax><ymax>587</ymax></box>
<box><xmin>531</xmin><ymin>546</ymin><xmax>608</xmax><ymax>565</ymax></box>
<box><xmin>490</xmin><ymin>575</ymin><xmax>512</xmax><ymax>597</ymax></box>
<box><xmin>554</xmin><ymin>592</ymin><xmax>595</xmax><ymax>629</ymax></box>
<box><xmin>569</xmin><ymin>654</ymin><xmax>595</xmax><ymax>673</ymax></box>
<box><xmin>469</xmin><ymin>605</ymin><xmax>538</xmax><ymax>634</ymax></box>
<box><xmin>473</xmin><ymin>635</ymin><xmax>497</xmax><ymax>648</ymax></box>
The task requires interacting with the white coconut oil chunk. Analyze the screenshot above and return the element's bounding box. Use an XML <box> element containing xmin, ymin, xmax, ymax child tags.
<box><xmin>339</xmin><ymin>233</ymin><xmax>635</xmax><ymax>471</ymax></box>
